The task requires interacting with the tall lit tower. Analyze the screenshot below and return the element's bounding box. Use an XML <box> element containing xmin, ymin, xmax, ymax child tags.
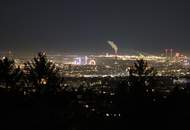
<box><xmin>165</xmin><ymin>49</ymin><xmax>168</xmax><ymax>58</ymax></box>
<box><xmin>0</xmin><ymin>50</ymin><xmax>13</xmax><ymax>58</ymax></box>
<box><xmin>170</xmin><ymin>49</ymin><xmax>173</xmax><ymax>59</ymax></box>
<box><xmin>85</xmin><ymin>56</ymin><xmax>88</xmax><ymax>65</ymax></box>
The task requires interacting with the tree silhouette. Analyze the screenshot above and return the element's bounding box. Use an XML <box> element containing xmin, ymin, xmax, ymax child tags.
<box><xmin>0</xmin><ymin>57</ymin><xmax>23</xmax><ymax>95</ymax></box>
<box><xmin>128</xmin><ymin>59</ymin><xmax>156</xmax><ymax>98</ymax></box>
<box><xmin>25</xmin><ymin>52</ymin><xmax>62</xmax><ymax>96</ymax></box>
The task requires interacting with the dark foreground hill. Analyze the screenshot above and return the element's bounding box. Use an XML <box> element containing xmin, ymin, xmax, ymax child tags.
<box><xmin>0</xmin><ymin>93</ymin><xmax>189</xmax><ymax>130</ymax></box>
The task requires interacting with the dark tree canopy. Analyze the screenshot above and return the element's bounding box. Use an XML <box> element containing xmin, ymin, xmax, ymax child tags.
<box><xmin>25</xmin><ymin>52</ymin><xmax>61</xmax><ymax>95</ymax></box>
<box><xmin>0</xmin><ymin>57</ymin><xmax>22</xmax><ymax>89</ymax></box>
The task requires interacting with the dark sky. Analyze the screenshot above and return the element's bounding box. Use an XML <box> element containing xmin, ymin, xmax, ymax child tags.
<box><xmin>1</xmin><ymin>0</ymin><xmax>190</xmax><ymax>55</ymax></box>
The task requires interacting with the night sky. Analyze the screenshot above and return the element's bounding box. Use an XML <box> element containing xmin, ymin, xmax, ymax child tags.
<box><xmin>1</xmin><ymin>0</ymin><xmax>190</xmax><ymax>55</ymax></box>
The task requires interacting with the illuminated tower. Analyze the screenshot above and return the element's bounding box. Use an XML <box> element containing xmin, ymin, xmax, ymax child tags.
<box><xmin>85</xmin><ymin>56</ymin><xmax>88</xmax><ymax>65</ymax></box>
<box><xmin>170</xmin><ymin>49</ymin><xmax>173</xmax><ymax>59</ymax></box>
<box><xmin>165</xmin><ymin>49</ymin><xmax>168</xmax><ymax>58</ymax></box>
<box><xmin>0</xmin><ymin>50</ymin><xmax>13</xmax><ymax>58</ymax></box>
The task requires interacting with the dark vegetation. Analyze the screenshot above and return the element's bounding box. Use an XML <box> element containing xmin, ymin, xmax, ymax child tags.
<box><xmin>0</xmin><ymin>52</ymin><xmax>190</xmax><ymax>129</ymax></box>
